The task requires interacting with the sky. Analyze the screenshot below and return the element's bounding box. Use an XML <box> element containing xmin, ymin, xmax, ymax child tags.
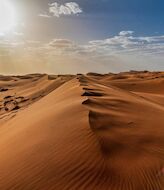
<box><xmin>0</xmin><ymin>0</ymin><xmax>164</xmax><ymax>74</ymax></box>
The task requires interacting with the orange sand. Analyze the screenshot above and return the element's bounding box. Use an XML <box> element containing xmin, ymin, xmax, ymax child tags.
<box><xmin>0</xmin><ymin>72</ymin><xmax>164</xmax><ymax>189</ymax></box>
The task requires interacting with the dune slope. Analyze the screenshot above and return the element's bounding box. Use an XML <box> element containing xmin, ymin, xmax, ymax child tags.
<box><xmin>0</xmin><ymin>72</ymin><xmax>164</xmax><ymax>190</ymax></box>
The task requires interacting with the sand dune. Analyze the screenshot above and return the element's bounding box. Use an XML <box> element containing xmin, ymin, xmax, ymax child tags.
<box><xmin>0</xmin><ymin>72</ymin><xmax>164</xmax><ymax>189</ymax></box>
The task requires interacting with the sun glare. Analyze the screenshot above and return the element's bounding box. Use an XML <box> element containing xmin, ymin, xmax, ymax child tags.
<box><xmin>0</xmin><ymin>0</ymin><xmax>17</xmax><ymax>33</ymax></box>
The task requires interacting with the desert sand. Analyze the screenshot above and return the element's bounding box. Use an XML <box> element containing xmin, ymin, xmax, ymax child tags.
<box><xmin>0</xmin><ymin>71</ymin><xmax>164</xmax><ymax>190</ymax></box>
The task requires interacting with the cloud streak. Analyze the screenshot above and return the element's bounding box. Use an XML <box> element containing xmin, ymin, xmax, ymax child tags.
<box><xmin>0</xmin><ymin>31</ymin><xmax>164</xmax><ymax>74</ymax></box>
<box><xmin>1</xmin><ymin>31</ymin><xmax>164</xmax><ymax>57</ymax></box>
<box><xmin>89</xmin><ymin>31</ymin><xmax>164</xmax><ymax>56</ymax></box>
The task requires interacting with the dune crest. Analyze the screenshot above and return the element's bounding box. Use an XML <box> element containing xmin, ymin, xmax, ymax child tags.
<box><xmin>0</xmin><ymin>72</ymin><xmax>164</xmax><ymax>189</ymax></box>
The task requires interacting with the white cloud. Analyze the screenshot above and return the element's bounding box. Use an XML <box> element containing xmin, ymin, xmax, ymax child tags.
<box><xmin>2</xmin><ymin>31</ymin><xmax>164</xmax><ymax>58</ymax></box>
<box><xmin>119</xmin><ymin>31</ymin><xmax>134</xmax><ymax>36</ymax></box>
<box><xmin>48</xmin><ymin>39</ymin><xmax>74</xmax><ymax>48</ymax></box>
<box><xmin>22</xmin><ymin>31</ymin><xmax>164</xmax><ymax>58</ymax></box>
<box><xmin>89</xmin><ymin>31</ymin><xmax>164</xmax><ymax>56</ymax></box>
<box><xmin>38</xmin><ymin>13</ymin><xmax>51</xmax><ymax>18</ymax></box>
<box><xmin>49</xmin><ymin>2</ymin><xmax>82</xmax><ymax>17</ymax></box>
<box><xmin>1</xmin><ymin>31</ymin><xmax>164</xmax><ymax>74</ymax></box>
<box><xmin>39</xmin><ymin>2</ymin><xmax>82</xmax><ymax>18</ymax></box>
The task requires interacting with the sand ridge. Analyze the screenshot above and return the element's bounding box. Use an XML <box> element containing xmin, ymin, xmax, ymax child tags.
<box><xmin>0</xmin><ymin>71</ymin><xmax>164</xmax><ymax>189</ymax></box>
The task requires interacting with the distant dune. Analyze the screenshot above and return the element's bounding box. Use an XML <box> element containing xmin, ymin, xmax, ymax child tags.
<box><xmin>0</xmin><ymin>71</ymin><xmax>164</xmax><ymax>190</ymax></box>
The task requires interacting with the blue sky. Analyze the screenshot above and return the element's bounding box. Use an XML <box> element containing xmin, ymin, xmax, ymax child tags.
<box><xmin>0</xmin><ymin>0</ymin><xmax>164</xmax><ymax>74</ymax></box>
<box><xmin>81</xmin><ymin>0</ymin><xmax>164</xmax><ymax>39</ymax></box>
<box><xmin>43</xmin><ymin>0</ymin><xmax>164</xmax><ymax>41</ymax></box>
<box><xmin>9</xmin><ymin>0</ymin><xmax>164</xmax><ymax>42</ymax></box>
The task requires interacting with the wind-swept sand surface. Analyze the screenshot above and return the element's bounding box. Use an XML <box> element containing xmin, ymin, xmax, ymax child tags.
<box><xmin>0</xmin><ymin>72</ymin><xmax>164</xmax><ymax>190</ymax></box>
